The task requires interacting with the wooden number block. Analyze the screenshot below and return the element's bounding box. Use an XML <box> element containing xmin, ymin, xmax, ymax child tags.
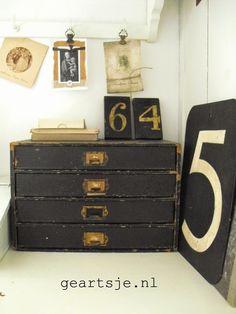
<box><xmin>132</xmin><ymin>98</ymin><xmax>162</xmax><ymax>139</ymax></box>
<box><xmin>104</xmin><ymin>96</ymin><xmax>132</xmax><ymax>139</ymax></box>
<box><xmin>179</xmin><ymin>99</ymin><xmax>236</xmax><ymax>305</ymax></box>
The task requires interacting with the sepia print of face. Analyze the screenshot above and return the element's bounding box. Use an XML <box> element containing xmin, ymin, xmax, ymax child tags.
<box><xmin>6</xmin><ymin>47</ymin><xmax>33</xmax><ymax>73</ymax></box>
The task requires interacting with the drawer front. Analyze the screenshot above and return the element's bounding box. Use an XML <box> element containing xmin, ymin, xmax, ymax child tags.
<box><xmin>13</xmin><ymin>145</ymin><xmax>177</xmax><ymax>170</ymax></box>
<box><xmin>16</xmin><ymin>224</ymin><xmax>174</xmax><ymax>250</ymax></box>
<box><xmin>15</xmin><ymin>172</ymin><xmax>176</xmax><ymax>197</ymax></box>
<box><xmin>15</xmin><ymin>198</ymin><xmax>175</xmax><ymax>223</ymax></box>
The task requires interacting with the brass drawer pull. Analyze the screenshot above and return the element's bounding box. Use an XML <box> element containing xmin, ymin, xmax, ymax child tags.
<box><xmin>83</xmin><ymin>232</ymin><xmax>108</xmax><ymax>247</ymax></box>
<box><xmin>81</xmin><ymin>205</ymin><xmax>109</xmax><ymax>220</ymax></box>
<box><xmin>84</xmin><ymin>151</ymin><xmax>108</xmax><ymax>166</ymax></box>
<box><xmin>83</xmin><ymin>179</ymin><xmax>108</xmax><ymax>196</ymax></box>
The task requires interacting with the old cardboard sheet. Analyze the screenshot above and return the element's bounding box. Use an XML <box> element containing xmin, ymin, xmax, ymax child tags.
<box><xmin>0</xmin><ymin>38</ymin><xmax>48</xmax><ymax>88</ymax></box>
<box><xmin>104</xmin><ymin>40</ymin><xmax>143</xmax><ymax>93</ymax></box>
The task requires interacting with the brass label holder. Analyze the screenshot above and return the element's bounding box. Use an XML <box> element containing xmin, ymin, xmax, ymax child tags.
<box><xmin>83</xmin><ymin>232</ymin><xmax>108</xmax><ymax>247</ymax></box>
<box><xmin>83</xmin><ymin>179</ymin><xmax>108</xmax><ymax>196</ymax></box>
<box><xmin>81</xmin><ymin>205</ymin><xmax>109</xmax><ymax>220</ymax></box>
<box><xmin>84</xmin><ymin>151</ymin><xmax>108</xmax><ymax>166</ymax></box>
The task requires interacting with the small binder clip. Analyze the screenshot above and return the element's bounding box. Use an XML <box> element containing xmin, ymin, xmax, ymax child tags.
<box><xmin>65</xmin><ymin>28</ymin><xmax>75</xmax><ymax>50</ymax></box>
<box><xmin>119</xmin><ymin>29</ymin><xmax>128</xmax><ymax>45</ymax></box>
<box><xmin>65</xmin><ymin>28</ymin><xmax>75</xmax><ymax>43</ymax></box>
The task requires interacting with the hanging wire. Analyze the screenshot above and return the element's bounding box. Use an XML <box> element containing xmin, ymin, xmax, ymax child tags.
<box><xmin>129</xmin><ymin>67</ymin><xmax>153</xmax><ymax>100</ymax></box>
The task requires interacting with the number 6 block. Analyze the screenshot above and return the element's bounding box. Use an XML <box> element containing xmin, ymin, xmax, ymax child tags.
<box><xmin>104</xmin><ymin>96</ymin><xmax>132</xmax><ymax>139</ymax></box>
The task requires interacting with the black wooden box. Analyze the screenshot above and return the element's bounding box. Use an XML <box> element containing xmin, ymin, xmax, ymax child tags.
<box><xmin>10</xmin><ymin>140</ymin><xmax>181</xmax><ymax>252</ymax></box>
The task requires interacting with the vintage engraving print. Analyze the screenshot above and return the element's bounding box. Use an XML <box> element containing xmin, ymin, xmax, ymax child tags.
<box><xmin>0</xmin><ymin>38</ymin><xmax>48</xmax><ymax>88</ymax></box>
<box><xmin>103</xmin><ymin>40</ymin><xmax>143</xmax><ymax>93</ymax></box>
<box><xmin>53</xmin><ymin>40</ymin><xmax>87</xmax><ymax>89</ymax></box>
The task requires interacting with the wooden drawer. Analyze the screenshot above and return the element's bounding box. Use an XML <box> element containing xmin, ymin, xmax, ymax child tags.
<box><xmin>12</xmin><ymin>141</ymin><xmax>178</xmax><ymax>171</ymax></box>
<box><xmin>15</xmin><ymin>172</ymin><xmax>177</xmax><ymax>197</ymax></box>
<box><xmin>16</xmin><ymin>224</ymin><xmax>174</xmax><ymax>251</ymax></box>
<box><xmin>10</xmin><ymin>139</ymin><xmax>181</xmax><ymax>252</ymax></box>
<box><xmin>15</xmin><ymin>197</ymin><xmax>175</xmax><ymax>223</ymax></box>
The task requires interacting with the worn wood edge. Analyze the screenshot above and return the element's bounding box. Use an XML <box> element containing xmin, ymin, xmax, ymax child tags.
<box><xmin>15</xmin><ymin>222</ymin><xmax>176</xmax><ymax>228</ymax></box>
<box><xmin>10</xmin><ymin>141</ymin><xmax>21</xmax><ymax>151</ymax></box>
<box><xmin>214</xmin><ymin>202</ymin><xmax>236</xmax><ymax>307</ymax></box>
<box><xmin>176</xmin><ymin>143</ymin><xmax>182</xmax><ymax>155</ymax></box>
<box><xmin>10</xmin><ymin>139</ymin><xmax>180</xmax><ymax>146</ymax></box>
<box><xmin>228</xmin><ymin>258</ymin><xmax>236</xmax><ymax>306</ymax></box>
<box><xmin>11</xmin><ymin>247</ymin><xmax>176</xmax><ymax>253</ymax></box>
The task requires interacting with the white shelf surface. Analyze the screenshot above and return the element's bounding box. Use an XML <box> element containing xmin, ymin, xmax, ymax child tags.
<box><xmin>0</xmin><ymin>184</ymin><xmax>235</xmax><ymax>313</ymax></box>
<box><xmin>0</xmin><ymin>250</ymin><xmax>235</xmax><ymax>314</ymax></box>
<box><xmin>0</xmin><ymin>186</ymin><xmax>10</xmax><ymax>263</ymax></box>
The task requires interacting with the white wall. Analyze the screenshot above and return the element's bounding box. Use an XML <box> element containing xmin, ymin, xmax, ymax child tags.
<box><xmin>179</xmin><ymin>0</ymin><xmax>208</xmax><ymax>141</ymax></box>
<box><xmin>208</xmin><ymin>0</ymin><xmax>236</xmax><ymax>102</ymax></box>
<box><xmin>180</xmin><ymin>0</ymin><xmax>236</xmax><ymax>141</ymax></box>
<box><xmin>0</xmin><ymin>0</ymin><xmax>180</xmax><ymax>177</ymax></box>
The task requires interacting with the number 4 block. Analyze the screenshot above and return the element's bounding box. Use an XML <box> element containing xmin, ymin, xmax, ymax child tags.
<box><xmin>132</xmin><ymin>98</ymin><xmax>163</xmax><ymax>140</ymax></box>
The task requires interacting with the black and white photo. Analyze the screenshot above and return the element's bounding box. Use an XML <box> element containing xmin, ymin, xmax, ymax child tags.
<box><xmin>53</xmin><ymin>39</ymin><xmax>87</xmax><ymax>89</ymax></box>
<box><xmin>59</xmin><ymin>50</ymin><xmax>80</xmax><ymax>83</ymax></box>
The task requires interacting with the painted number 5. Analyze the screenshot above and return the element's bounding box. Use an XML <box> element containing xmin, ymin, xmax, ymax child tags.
<box><xmin>182</xmin><ymin>130</ymin><xmax>226</xmax><ymax>252</ymax></box>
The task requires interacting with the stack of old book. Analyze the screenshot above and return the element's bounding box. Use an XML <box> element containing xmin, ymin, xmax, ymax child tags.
<box><xmin>31</xmin><ymin>119</ymin><xmax>99</xmax><ymax>141</ymax></box>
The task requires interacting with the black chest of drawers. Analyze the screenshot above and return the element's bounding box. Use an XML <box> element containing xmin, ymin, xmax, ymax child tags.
<box><xmin>10</xmin><ymin>140</ymin><xmax>181</xmax><ymax>252</ymax></box>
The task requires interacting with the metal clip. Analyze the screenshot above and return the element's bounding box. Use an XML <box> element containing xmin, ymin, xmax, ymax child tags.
<box><xmin>119</xmin><ymin>29</ymin><xmax>128</xmax><ymax>45</ymax></box>
<box><xmin>65</xmin><ymin>28</ymin><xmax>75</xmax><ymax>43</ymax></box>
<box><xmin>65</xmin><ymin>28</ymin><xmax>75</xmax><ymax>50</ymax></box>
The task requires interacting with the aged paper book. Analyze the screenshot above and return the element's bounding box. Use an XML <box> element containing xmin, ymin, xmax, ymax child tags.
<box><xmin>31</xmin><ymin>128</ymin><xmax>99</xmax><ymax>141</ymax></box>
<box><xmin>38</xmin><ymin>119</ymin><xmax>85</xmax><ymax>129</ymax></box>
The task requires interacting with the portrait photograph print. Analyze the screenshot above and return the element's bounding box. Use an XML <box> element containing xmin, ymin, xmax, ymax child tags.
<box><xmin>59</xmin><ymin>49</ymin><xmax>79</xmax><ymax>83</ymax></box>
<box><xmin>53</xmin><ymin>40</ymin><xmax>87</xmax><ymax>89</ymax></box>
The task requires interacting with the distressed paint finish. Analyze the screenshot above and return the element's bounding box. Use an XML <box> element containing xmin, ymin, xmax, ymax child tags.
<box><xmin>179</xmin><ymin>99</ymin><xmax>236</xmax><ymax>305</ymax></box>
<box><xmin>182</xmin><ymin>130</ymin><xmax>226</xmax><ymax>253</ymax></box>
<box><xmin>17</xmin><ymin>224</ymin><xmax>175</xmax><ymax>251</ymax></box>
<box><xmin>10</xmin><ymin>140</ymin><xmax>180</xmax><ymax>251</ymax></box>
<box><xmin>133</xmin><ymin>98</ymin><xmax>163</xmax><ymax>140</ymax></box>
<box><xmin>104</xmin><ymin>96</ymin><xmax>132</xmax><ymax>139</ymax></box>
<box><xmin>16</xmin><ymin>198</ymin><xmax>175</xmax><ymax>224</ymax></box>
<box><xmin>215</xmin><ymin>204</ymin><xmax>236</xmax><ymax>306</ymax></box>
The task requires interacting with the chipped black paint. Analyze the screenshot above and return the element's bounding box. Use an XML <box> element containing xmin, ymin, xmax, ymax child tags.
<box><xmin>10</xmin><ymin>140</ymin><xmax>181</xmax><ymax>251</ymax></box>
